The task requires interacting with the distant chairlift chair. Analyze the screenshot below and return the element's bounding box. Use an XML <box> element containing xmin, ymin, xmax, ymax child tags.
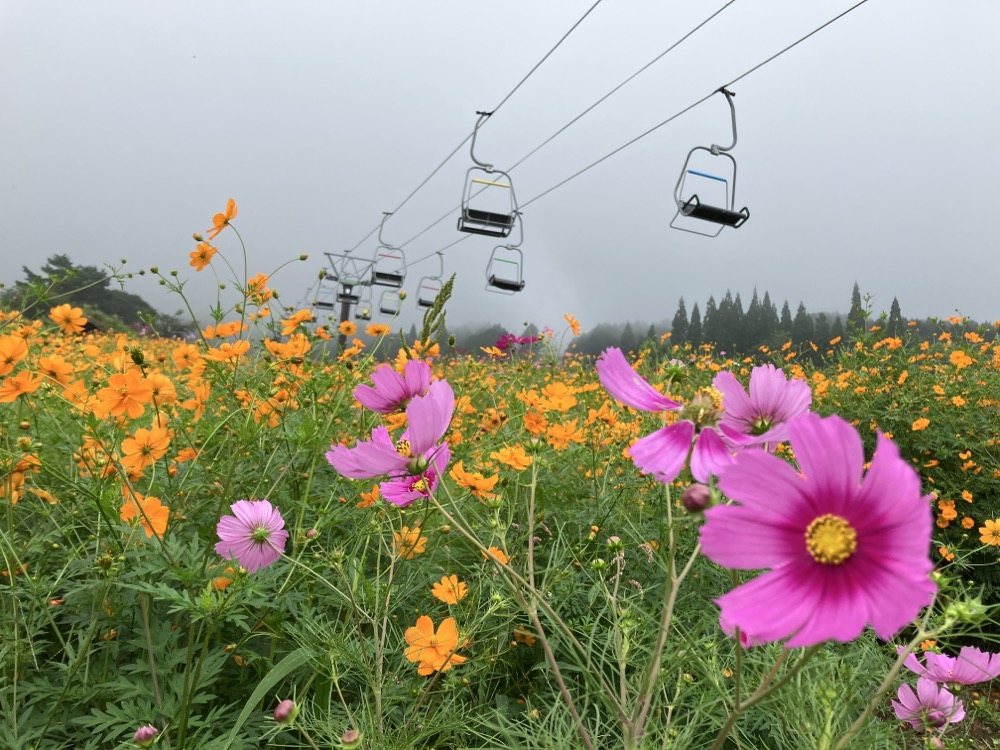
<box><xmin>379</xmin><ymin>289</ymin><xmax>401</xmax><ymax>317</ymax></box>
<box><xmin>372</xmin><ymin>212</ymin><xmax>407</xmax><ymax>287</ymax></box>
<box><xmin>354</xmin><ymin>285</ymin><xmax>373</xmax><ymax>321</ymax></box>
<box><xmin>670</xmin><ymin>88</ymin><xmax>750</xmax><ymax>237</ymax></box>
<box><xmin>313</xmin><ymin>281</ymin><xmax>338</xmax><ymax>311</ymax></box>
<box><xmin>417</xmin><ymin>253</ymin><xmax>444</xmax><ymax>309</ymax></box>
<box><xmin>486</xmin><ymin>212</ymin><xmax>525</xmax><ymax>294</ymax></box>
<box><xmin>458</xmin><ymin>111</ymin><xmax>519</xmax><ymax>238</ymax></box>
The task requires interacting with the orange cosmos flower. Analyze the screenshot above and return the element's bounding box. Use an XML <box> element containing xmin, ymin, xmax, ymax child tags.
<box><xmin>448</xmin><ymin>460</ymin><xmax>499</xmax><ymax>500</ymax></box>
<box><xmin>546</xmin><ymin>419</ymin><xmax>585</xmax><ymax>450</ymax></box>
<box><xmin>280</xmin><ymin>309</ymin><xmax>314</xmax><ymax>336</ymax></box>
<box><xmin>204</xmin><ymin>339</ymin><xmax>251</xmax><ymax>362</ymax></box>
<box><xmin>119</xmin><ymin>489</ymin><xmax>169</xmax><ymax>538</ymax></box>
<box><xmin>393</xmin><ymin>526</ymin><xmax>427</xmax><ymax>559</ymax></box>
<box><xmin>357</xmin><ymin>484</ymin><xmax>379</xmax><ymax>508</ymax></box>
<box><xmin>404</xmin><ymin>615</ymin><xmax>467</xmax><ymax>675</ymax></box>
<box><xmin>539</xmin><ymin>381</ymin><xmax>576</xmax><ymax>412</ymax></box>
<box><xmin>366</xmin><ymin>322</ymin><xmax>390</xmax><ymax>336</ymax></box>
<box><xmin>188</xmin><ymin>241</ymin><xmax>217</xmax><ymax>271</ymax></box>
<box><xmin>0</xmin><ymin>370</ymin><xmax>43</xmax><ymax>402</ymax></box>
<box><xmin>48</xmin><ymin>303</ymin><xmax>87</xmax><ymax>334</ymax></box>
<box><xmin>911</xmin><ymin>417</ymin><xmax>930</xmax><ymax>431</ymax></box>
<box><xmin>120</xmin><ymin>426</ymin><xmax>171</xmax><ymax>473</ymax></box>
<box><xmin>482</xmin><ymin>545</ymin><xmax>508</xmax><ymax>564</ymax></box>
<box><xmin>37</xmin><ymin>354</ymin><xmax>75</xmax><ymax>385</ymax></box>
<box><xmin>206</xmin><ymin>197</ymin><xmax>238</xmax><ymax>240</ymax></box>
<box><xmin>563</xmin><ymin>313</ymin><xmax>581</xmax><ymax>336</ymax></box>
<box><xmin>523</xmin><ymin>410</ymin><xmax>547</xmax><ymax>436</ymax></box>
<box><xmin>979</xmin><ymin>519</ymin><xmax>1000</xmax><ymax>546</ymax></box>
<box><xmin>490</xmin><ymin>444</ymin><xmax>532</xmax><ymax>470</ymax></box>
<box><xmin>92</xmin><ymin>369</ymin><xmax>154</xmax><ymax>419</ymax></box>
<box><xmin>431</xmin><ymin>574</ymin><xmax>468</xmax><ymax>604</ymax></box>
<box><xmin>0</xmin><ymin>334</ymin><xmax>29</xmax><ymax>375</ymax></box>
<box><xmin>338</xmin><ymin>320</ymin><xmax>356</xmax><ymax>336</ymax></box>
<box><xmin>245</xmin><ymin>273</ymin><xmax>272</xmax><ymax>305</ymax></box>
<box><xmin>949</xmin><ymin>349</ymin><xmax>973</xmax><ymax>369</ymax></box>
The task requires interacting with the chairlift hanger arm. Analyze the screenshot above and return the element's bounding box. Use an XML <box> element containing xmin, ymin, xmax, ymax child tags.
<box><xmin>469</xmin><ymin>111</ymin><xmax>495</xmax><ymax>171</ymax></box>
<box><xmin>377</xmin><ymin>211</ymin><xmax>396</xmax><ymax>248</ymax></box>
<box><xmin>712</xmin><ymin>88</ymin><xmax>737</xmax><ymax>154</ymax></box>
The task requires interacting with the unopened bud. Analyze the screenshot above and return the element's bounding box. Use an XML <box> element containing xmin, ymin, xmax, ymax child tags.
<box><xmin>398</xmin><ymin>290</ymin><xmax>407</xmax><ymax>300</ymax></box>
<box><xmin>681</xmin><ymin>483</ymin><xmax>713</xmax><ymax>513</ymax></box>
<box><xmin>132</xmin><ymin>724</ymin><xmax>158</xmax><ymax>747</ymax></box>
<box><xmin>339</xmin><ymin>728</ymin><xmax>363</xmax><ymax>748</ymax></box>
<box><xmin>299</xmin><ymin>253</ymin><xmax>309</xmax><ymax>261</ymax></box>
<box><xmin>149</xmin><ymin>266</ymin><xmax>159</xmax><ymax>274</ymax></box>
<box><xmin>273</xmin><ymin>698</ymin><xmax>298</xmax><ymax>726</ymax></box>
<box><xmin>192</xmin><ymin>232</ymin><xmax>204</xmax><ymax>241</ymax></box>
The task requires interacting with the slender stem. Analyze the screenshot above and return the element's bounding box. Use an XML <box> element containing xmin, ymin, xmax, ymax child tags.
<box><xmin>140</xmin><ymin>595</ymin><xmax>171</xmax><ymax>748</ymax></box>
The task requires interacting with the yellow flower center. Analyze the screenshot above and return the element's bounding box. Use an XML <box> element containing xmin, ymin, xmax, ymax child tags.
<box><xmin>411</xmin><ymin>477</ymin><xmax>428</xmax><ymax>493</ymax></box>
<box><xmin>805</xmin><ymin>514</ymin><xmax>857</xmax><ymax>564</ymax></box>
<box><xmin>681</xmin><ymin>387</ymin><xmax>724</xmax><ymax>428</ymax></box>
<box><xmin>395</xmin><ymin>438</ymin><xmax>411</xmax><ymax>457</ymax></box>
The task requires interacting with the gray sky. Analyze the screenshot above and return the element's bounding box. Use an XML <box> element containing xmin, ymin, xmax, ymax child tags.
<box><xmin>2</xmin><ymin>1</ymin><xmax>998</xmax><ymax>335</ymax></box>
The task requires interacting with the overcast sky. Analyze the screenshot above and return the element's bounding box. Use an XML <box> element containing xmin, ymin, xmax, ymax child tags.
<box><xmin>2</xmin><ymin>1</ymin><xmax>998</xmax><ymax>335</ymax></box>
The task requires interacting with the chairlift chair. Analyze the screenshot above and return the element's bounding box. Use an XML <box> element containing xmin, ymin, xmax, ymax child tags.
<box><xmin>337</xmin><ymin>284</ymin><xmax>361</xmax><ymax>306</ymax></box>
<box><xmin>371</xmin><ymin>212</ymin><xmax>407</xmax><ymax>287</ymax></box>
<box><xmin>354</xmin><ymin>285</ymin><xmax>373</xmax><ymax>320</ymax></box>
<box><xmin>458</xmin><ymin>112</ymin><xmax>519</xmax><ymax>238</ymax></box>
<box><xmin>313</xmin><ymin>281</ymin><xmax>338</xmax><ymax>311</ymax></box>
<box><xmin>417</xmin><ymin>252</ymin><xmax>444</xmax><ymax>309</ymax></box>
<box><xmin>378</xmin><ymin>289</ymin><xmax>401</xmax><ymax>317</ymax></box>
<box><xmin>485</xmin><ymin>211</ymin><xmax>525</xmax><ymax>294</ymax></box>
<box><xmin>670</xmin><ymin>88</ymin><xmax>749</xmax><ymax>237</ymax></box>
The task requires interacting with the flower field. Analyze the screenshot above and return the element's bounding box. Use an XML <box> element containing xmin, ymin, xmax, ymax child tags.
<box><xmin>2</xmin><ymin>208</ymin><xmax>1000</xmax><ymax>749</ymax></box>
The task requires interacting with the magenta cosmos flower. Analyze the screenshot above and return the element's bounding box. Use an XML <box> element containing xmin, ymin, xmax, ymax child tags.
<box><xmin>712</xmin><ymin>363</ymin><xmax>811</xmax><ymax>448</ymax></box>
<box><xmin>327</xmin><ymin>379</ymin><xmax>454</xmax><ymax>481</ymax></box>
<box><xmin>596</xmin><ymin>347</ymin><xmax>732</xmax><ymax>483</ymax></box>
<box><xmin>379</xmin><ymin>444</ymin><xmax>451</xmax><ymax>507</ymax></box>
<box><xmin>700</xmin><ymin>412</ymin><xmax>936</xmax><ymax>647</ymax></box>
<box><xmin>891</xmin><ymin>677</ymin><xmax>965</xmax><ymax>730</ymax></box>
<box><xmin>214</xmin><ymin>499</ymin><xmax>288</xmax><ymax>573</ymax></box>
<box><xmin>353</xmin><ymin>359</ymin><xmax>431</xmax><ymax>413</ymax></box>
<box><xmin>900</xmin><ymin>645</ymin><xmax>1000</xmax><ymax>685</ymax></box>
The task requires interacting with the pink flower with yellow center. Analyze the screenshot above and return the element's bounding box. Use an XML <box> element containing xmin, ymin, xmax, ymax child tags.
<box><xmin>700</xmin><ymin>412</ymin><xmax>935</xmax><ymax>647</ymax></box>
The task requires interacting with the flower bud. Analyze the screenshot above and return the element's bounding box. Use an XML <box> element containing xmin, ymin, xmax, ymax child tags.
<box><xmin>132</xmin><ymin>724</ymin><xmax>158</xmax><ymax>747</ymax></box>
<box><xmin>397</xmin><ymin>290</ymin><xmax>407</xmax><ymax>300</ymax></box>
<box><xmin>192</xmin><ymin>232</ymin><xmax>204</xmax><ymax>241</ymax></box>
<box><xmin>681</xmin><ymin>483</ymin><xmax>713</xmax><ymax>513</ymax></box>
<box><xmin>299</xmin><ymin>253</ymin><xmax>309</xmax><ymax>261</ymax></box>
<box><xmin>338</xmin><ymin>728</ymin><xmax>363</xmax><ymax>748</ymax></box>
<box><xmin>604</xmin><ymin>536</ymin><xmax>624</xmax><ymax>554</ymax></box>
<box><xmin>273</xmin><ymin>698</ymin><xmax>298</xmax><ymax>726</ymax></box>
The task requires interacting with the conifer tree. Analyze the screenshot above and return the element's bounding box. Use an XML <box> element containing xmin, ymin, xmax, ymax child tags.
<box><xmin>792</xmin><ymin>302</ymin><xmax>814</xmax><ymax>348</ymax></box>
<box><xmin>620</xmin><ymin>322</ymin><xmax>637</xmax><ymax>354</ymax></box>
<box><xmin>887</xmin><ymin>297</ymin><xmax>903</xmax><ymax>338</ymax></box>
<box><xmin>688</xmin><ymin>303</ymin><xmax>703</xmax><ymax>346</ymax></box>
<box><xmin>703</xmin><ymin>296</ymin><xmax>719</xmax><ymax>345</ymax></box>
<box><xmin>779</xmin><ymin>301</ymin><xmax>793</xmax><ymax>334</ymax></box>
<box><xmin>762</xmin><ymin>291</ymin><xmax>779</xmax><ymax>342</ymax></box>
<box><xmin>671</xmin><ymin>298</ymin><xmax>688</xmax><ymax>344</ymax></box>
<box><xmin>746</xmin><ymin>289</ymin><xmax>763</xmax><ymax>351</ymax></box>
<box><xmin>847</xmin><ymin>282</ymin><xmax>866</xmax><ymax>336</ymax></box>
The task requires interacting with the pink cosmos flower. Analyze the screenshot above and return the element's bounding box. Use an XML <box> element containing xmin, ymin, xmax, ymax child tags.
<box><xmin>327</xmin><ymin>379</ymin><xmax>454</xmax><ymax>480</ymax></box>
<box><xmin>900</xmin><ymin>645</ymin><xmax>1000</xmax><ymax>685</ymax></box>
<box><xmin>712</xmin><ymin>363</ymin><xmax>811</xmax><ymax>448</ymax></box>
<box><xmin>215</xmin><ymin>499</ymin><xmax>288</xmax><ymax>573</ymax></box>
<box><xmin>379</xmin><ymin>444</ymin><xmax>450</xmax><ymax>507</ymax></box>
<box><xmin>719</xmin><ymin>615</ymin><xmax>765</xmax><ymax>648</ymax></box>
<box><xmin>700</xmin><ymin>412</ymin><xmax>936</xmax><ymax>647</ymax></box>
<box><xmin>891</xmin><ymin>677</ymin><xmax>965</xmax><ymax>730</ymax></box>
<box><xmin>353</xmin><ymin>359</ymin><xmax>431</xmax><ymax>413</ymax></box>
<box><xmin>596</xmin><ymin>347</ymin><xmax>732</xmax><ymax>483</ymax></box>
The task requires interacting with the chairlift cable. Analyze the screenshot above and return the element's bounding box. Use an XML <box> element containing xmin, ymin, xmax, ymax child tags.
<box><xmin>394</xmin><ymin>0</ymin><xmax>739</xmax><ymax>250</ymax></box>
<box><xmin>521</xmin><ymin>0</ymin><xmax>871</xmax><ymax>210</ymax></box>
<box><xmin>400</xmin><ymin>0</ymin><xmax>871</xmax><ymax>272</ymax></box>
<box><xmin>344</xmin><ymin>0</ymin><xmax>605</xmax><ymax>254</ymax></box>
<box><xmin>508</xmin><ymin>0</ymin><xmax>739</xmax><ymax>172</ymax></box>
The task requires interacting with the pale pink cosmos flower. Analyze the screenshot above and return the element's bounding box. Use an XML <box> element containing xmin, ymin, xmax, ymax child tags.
<box><xmin>327</xmin><ymin>379</ymin><xmax>453</xmax><ymax>480</ymax></box>
<box><xmin>891</xmin><ymin>677</ymin><xmax>965</xmax><ymax>730</ymax></box>
<box><xmin>353</xmin><ymin>359</ymin><xmax>432</xmax><ymax>413</ymax></box>
<box><xmin>214</xmin><ymin>499</ymin><xmax>288</xmax><ymax>573</ymax></box>
<box><xmin>712</xmin><ymin>363</ymin><xmax>811</xmax><ymax>448</ymax></box>
<box><xmin>700</xmin><ymin>412</ymin><xmax>936</xmax><ymax>647</ymax></box>
<box><xmin>596</xmin><ymin>347</ymin><xmax>732</xmax><ymax>483</ymax></box>
<box><xmin>900</xmin><ymin>645</ymin><xmax>1000</xmax><ymax>685</ymax></box>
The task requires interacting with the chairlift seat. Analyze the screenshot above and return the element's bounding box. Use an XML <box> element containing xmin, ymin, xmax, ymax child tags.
<box><xmin>458</xmin><ymin>208</ymin><xmax>515</xmax><ymax>237</ymax></box>
<box><xmin>314</xmin><ymin>300</ymin><xmax>335</xmax><ymax>310</ymax></box>
<box><xmin>337</xmin><ymin>291</ymin><xmax>360</xmax><ymax>305</ymax></box>
<box><xmin>488</xmin><ymin>275</ymin><xmax>525</xmax><ymax>293</ymax></box>
<box><xmin>379</xmin><ymin>305</ymin><xmax>398</xmax><ymax>315</ymax></box>
<box><xmin>679</xmin><ymin>195</ymin><xmax>749</xmax><ymax>227</ymax></box>
<box><xmin>373</xmin><ymin>270</ymin><xmax>404</xmax><ymax>288</ymax></box>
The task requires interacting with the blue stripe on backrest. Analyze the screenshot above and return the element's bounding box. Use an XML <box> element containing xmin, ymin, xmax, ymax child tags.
<box><xmin>687</xmin><ymin>169</ymin><xmax>727</xmax><ymax>183</ymax></box>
